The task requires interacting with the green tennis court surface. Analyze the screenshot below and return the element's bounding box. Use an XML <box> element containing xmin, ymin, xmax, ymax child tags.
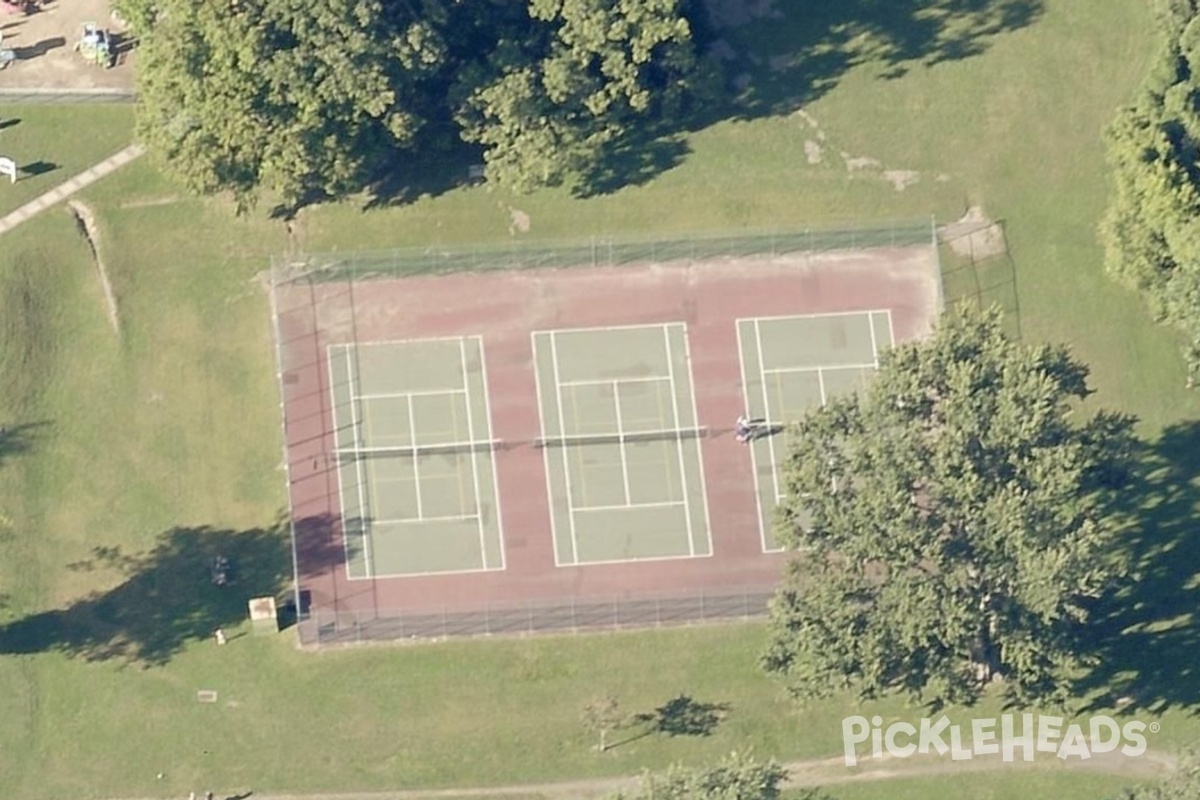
<box><xmin>533</xmin><ymin>324</ymin><xmax>712</xmax><ymax>565</ymax></box>
<box><xmin>328</xmin><ymin>337</ymin><xmax>504</xmax><ymax>578</ymax></box>
<box><xmin>739</xmin><ymin>311</ymin><xmax>893</xmax><ymax>551</ymax></box>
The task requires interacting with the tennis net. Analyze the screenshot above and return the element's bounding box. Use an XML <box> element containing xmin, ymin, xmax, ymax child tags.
<box><xmin>534</xmin><ymin>427</ymin><xmax>708</xmax><ymax>448</ymax></box>
<box><xmin>330</xmin><ymin>439</ymin><xmax>504</xmax><ymax>461</ymax></box>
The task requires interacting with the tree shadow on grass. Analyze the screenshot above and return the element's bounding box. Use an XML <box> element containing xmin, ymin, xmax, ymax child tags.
<box><xmin>569</xmin><ymin>0</ymin><xmax>1044</xmax><ymax>197</ymax></box>
<box><xmin>286</xmin><ymin>0</ymin><xmax>1044</xmax><ymax>210</ymax></box>
<box><xmin>1076</xmin><ymin>420</ymin><xmax>1200</xmax><ymax>715</ymax></box>
<box><xmin>0</xmin><ymin>515</ymin><xmax>340</xmax><ymax>665</ymax></box>
<box><xmin>611</xmin><ymin>694</ymin><xmax>732</xmax><ymax>749</ymax></box>
<box><xmin>0</xmin><ymin>420</ymin><xmax>48</xmax><ymax>468</ymax></box>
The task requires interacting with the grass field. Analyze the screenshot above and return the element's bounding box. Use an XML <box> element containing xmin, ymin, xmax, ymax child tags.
<box><xmin>0</xmin><ymin>105</ymin><xmax>135</xmax><ymax>218</ymax></box>
<box><xmin>1</xmin><ymin>0</ymin><xmax>1198</xmax><ymax>798</ymax></box>
<box><xmin>803</xmin><ymin>770</ymin><xmax>1146</xmax><ymax>800</ymax></box>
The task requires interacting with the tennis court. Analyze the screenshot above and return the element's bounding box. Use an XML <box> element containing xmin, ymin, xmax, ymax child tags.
<box><xmin>327</xmin><ymin>337</ymin><xmax>504</xmax><ymax>578</ymax></box>
<box><xmin>738</xmin><ymin>311</ymin><xmax>894</xmax><ymax>551</ymax></box>
<box><xmin>532</xmin><ymin>323</ymin><xmax>712</xmax><ymax>565</ymax></box>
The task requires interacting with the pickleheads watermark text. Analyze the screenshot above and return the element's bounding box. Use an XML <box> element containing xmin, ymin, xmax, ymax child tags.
<box><xmin>841</xmin><ymin>714</ymin><xmax>1154</xmax><ymax>767</ymax></box>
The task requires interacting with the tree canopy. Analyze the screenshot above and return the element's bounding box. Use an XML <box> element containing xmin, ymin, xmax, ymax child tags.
<box><xmin>1108</xmin><ymin>754</ymin><xmax>1200</xmax><ymax>799</ymax></box>
<box><xmin>606</xmin><ymin>753</ymin><xmax>801</xmax><ymax>800</ymax></box>
<box><xmin>1100</xmin><ymin>0</ymin><xmax>1200</xmax><ymax>385</ymax></box>
<box><xmin>762</xmin><ymin>309</ymin><xmax>1136</xmax><ymax>707</ymax></box>
<box><xmin>116</xmin><ymin>0</ymin><xmax>707</xmax><ymax>208</ymax></box>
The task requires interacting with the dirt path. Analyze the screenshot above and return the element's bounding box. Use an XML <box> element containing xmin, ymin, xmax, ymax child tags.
<box><xmin>124</xmin><ymin>747</ymin><xmax>1174</xmax><ymax>800</ymax></box>
<box><xmin>0</xmin><ymin>142</ymin><xmax>143</xmax><ymax>237</ymax></box>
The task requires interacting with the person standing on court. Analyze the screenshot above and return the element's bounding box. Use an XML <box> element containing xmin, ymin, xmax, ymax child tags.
<box><xmin>735</xmin><ymin>415</ymin><xmax>754</xmax><ymax>444</ymax></box>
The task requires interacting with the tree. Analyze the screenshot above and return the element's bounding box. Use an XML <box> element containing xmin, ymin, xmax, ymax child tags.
<box><xmin>120</xmin><ymin>0</ymin><xmax>446</xmax><ymax>211</ymax></box>
<box><xmin>581</xmin><ymin>693</ymin><xmax>626</xmax><ymax>752</ymax></box>
<box><xmin>1099</xmin><ymin>1</ymin><xmax>1200</xmax><ymax>385</ymax></box>
<box><xmin>606</xmin><ymin>752</ymin><xmax>799</xmax><ymax>800</ymax></box>
<box><xmin>762</xmin><ymin>308</ymin><xmax>1137</xmax><ymax>707</ymax></box>
<box><xmin>452</xmin><ymin>0</ymin><xmax>706</xmax><ymax>193</ymax></box>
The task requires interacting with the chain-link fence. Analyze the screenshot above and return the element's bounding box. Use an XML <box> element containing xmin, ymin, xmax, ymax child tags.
<box><xmin>273</xmin><ymin>218</ymin><xmax>934</xmax><ymax>284</ymax></box>
<box><xmin>298</xmin><ymin>588</ymin><xmax>776</xmax><ymax>646</ymax></box>
<box><xmin>0</xmin><ymin>89</ymin><xmax>136</xmax><ymax>103</ymax></box>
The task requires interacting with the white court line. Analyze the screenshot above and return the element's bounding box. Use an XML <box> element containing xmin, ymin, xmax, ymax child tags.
<box><xmin>886</xmin><ymin>309</ymin><xmax>896</xmax><ymax>349</ymax></box>
<box><xmin>557</xmin><ymin>375</ymin><xmax>670</xmax><ymax>388</ymax></box>
<box><xmin>744</xmin><ymin>308</ymin><xmax>892</xmax><ymax>323</ymax></box>
<box><xmin>613</xmin><ymin>381</ymin><xmax>633</xmax><ymax>505</ymax></box>
<box><xmin>476</xmin><ymin>335</ymin><xmax>507</xmax><ymax>571</ymax></box>
<box><xmin>817</xmin><ymin>368</ymin><xmax>828</xmax><ymax>406</ymax></box>
<box><xmin>549</xmin><ymin>330</ymin><xmax>581</xmax><ymax>565</ymax></box>
<box><xmin>753</xmin><ymin>319</ymin><xmax>783</xmax><ymax>506</ymax></box>
<box><xmin>459</xmin><ymin>337</ymin><xmax>488</xmax><ymax>569</ymax></box>
<box><xmin>574</xmin><ymin>500</ymin><xmax>685</xmax><ymax>513</ymax></box>
<box><xmin>662</xmin><ymin>324</ymin><xmax>695</xmax><ymax>556</ymax></box>
<box><xmin>327</xmin><ymin>346</ymin><xmax>358</xmax><ymax>577</ymax></box>
<box><xmin>343</xmin><ymin>344</ymin><xmax>375</xmax><ymax>578</ymax></box>
<box><xmin>531</xmin><ymin>333</ymin><xmax>563</xmax><ymax>567</ymax></box>
<box><xmin>762</xmin><ymin>361</ymin><xmax>879</xmax><ymax>375</ymax></box>
<box><xmin>735</xmin><ymin>319</ymin><xmax>770</xmax><ymax>554</ymax></box>
<box><xmin>372</xmin><ymin>513</ymin><xmax>482</xmax><ymax>525</ymax></box>
<box><xmin>681</xmin><ymin>323</ymin><xmax>713</xmax><ymax>556</ymax></box>
<box><xmin>357</xmin><ymin>388</ymin><xmax>467</xmax><ymax>400</ymax></box>
<box><xmin>406</xmin><ymin>394</ymin><xmax>423</xmax><ymax>519</ymax></box>
<box><xmin>352</xmin><ymin>335</ymin><xmax>481</xmax><ymax>347</ymax></box>
<box><xmin>534</xmin><ymin>321</ymin><xmax>684</xmax><ymax>336</ymax></box>
<box><xmin>868</xmin><ymin>312</ymin><xmax>880</xmax><ymax>368</ymax></box>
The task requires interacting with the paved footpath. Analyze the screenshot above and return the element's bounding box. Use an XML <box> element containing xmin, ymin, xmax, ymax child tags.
<box><xmin>0</xmin><ymin>143</ymin><xmax>145</xmax><ymax>237</ymax></box>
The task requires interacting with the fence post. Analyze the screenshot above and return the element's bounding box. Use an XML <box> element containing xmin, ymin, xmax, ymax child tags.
<box><xmin>700</xmin><ymin>589</ymin><xmax>707</xmax><ymax>621</ymax></box>
<box><xmin>571</xmin><ymin>598</ymin><xmax>577</xmax><ymax>633</ymax></box>
<box><xmin>655</xmin><ymin>597</ymin><xmax>662</xmax><ymax>628</ymax></box>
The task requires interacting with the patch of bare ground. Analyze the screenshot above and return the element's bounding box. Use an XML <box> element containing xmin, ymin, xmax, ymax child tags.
<box><xmin>66</xmin><ymin>199</ymin><xmax>119</xmax><ymax>335</ymax></box>
<box><xmin>938</xmin><ymin>206</ymin><xmax>1008</xmax><ymax>260</ymax></box>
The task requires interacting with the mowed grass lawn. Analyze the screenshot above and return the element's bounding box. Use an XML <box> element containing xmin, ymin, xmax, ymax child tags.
<box><xmin>1</xmin><ymin>0</ymin><xmax>1198</xmax><ymax>798</ymax></box>
<box><xmin>0</xmin><ymin>105</ymin><xmax>135</xmax><ymax>218</ymax></box>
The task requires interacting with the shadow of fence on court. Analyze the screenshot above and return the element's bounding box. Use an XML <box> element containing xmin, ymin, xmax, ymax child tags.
<box><xmin>298</xmin><ymin>587</ymin><xmax>775</xmax><ymax>646</ymax></box>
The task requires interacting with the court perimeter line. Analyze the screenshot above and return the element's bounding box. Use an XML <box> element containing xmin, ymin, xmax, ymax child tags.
<box><xmin>735</xmin><ymin>319</ymin><xmax>771</xmax><ymax>554</ymax></box>
<box><xmin>557</xmin><ymin>375</ymin><xmax>670</xmax><ymax>389</ymax></box>
<box><xmin>662</xmin><ymin>324</ymin><xmax>695</xmax><ymax>557</ymax></box>
<box><xmin>531</xmin><ymin>333</ymin><xmax>563</xmax><ymax>568</ymax></box>
<box><xmin>549</xmin><ymin>331</ymin><xmax>582</xmax><ymax>565</ymax></box>
<box><xmin>476</xmin><ymin>335</ymin><xmax>507</xmax><ymax>572</ymax></box>
<box><xmin>682</xmin><ymin>322</ymin><xmax>714</xmax><ymax>557</ymax></box>
<box><xmin>612</xmin><ymin>382</ymin><xmax>634</xmax><ymax>505</ymax></box>
<box><xmin>406</xmin><ymin>394</ymin><xmax>424</xmax><ymax>520</ymax></box>
<box><xmin>460</xmin><ymin>338</ymin><xmax>489</xmax><ymax>570</ymax></box>
<box><xmin>539</xmin><ymin>320</ymin><xmax>686</xmax><ymax>336</ymax></box>
<box><xmin>886</xmin><ymin>309</ymin><xmax>896</xmax><ymax>350</ymax></box>
<box><xmin>816</xmin><ymin>368</ymin><xmax>828</xmax><ymax>406</ymax></box>
<box><xmin>357</xmin><ymin>388</ymin><xmax>467</xmax><ymax>400</ymax></box>
<box><xmin>753</xmin><ymin>320</ymin><xmax>784</xmax><ymax>510</ymax></box>
<box><xmin>762</xmin><ymin>361</ymin><xmax>879</xmax><ymax>375</ymax></box>
<box><xmin>351</xmin><ymin>335</ymin><xmax>482</xmax><ymax>347</ymax></box>
<box><xmin>574</xmin><ymin>500</ymin><xmax>685</xmax><ymax>513</ymax></box>
<box><xmin>336</xmin><ymin>344</ymin><xmax>374</xmax><ymax>578</ymax></box>
<box><xmin>744</xmin><ymin>308</ymin><xmax>892</xmax><ymax>323</ymax></box>
<box><xmin>346</xmin><ymin>344</ymin><xmax>377</xmax><ymax>576</ymax></box>
<box><xmin>868</xmin><ymin>312</ymin><xmax>880</xmax><ymax>368</ymax></box>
